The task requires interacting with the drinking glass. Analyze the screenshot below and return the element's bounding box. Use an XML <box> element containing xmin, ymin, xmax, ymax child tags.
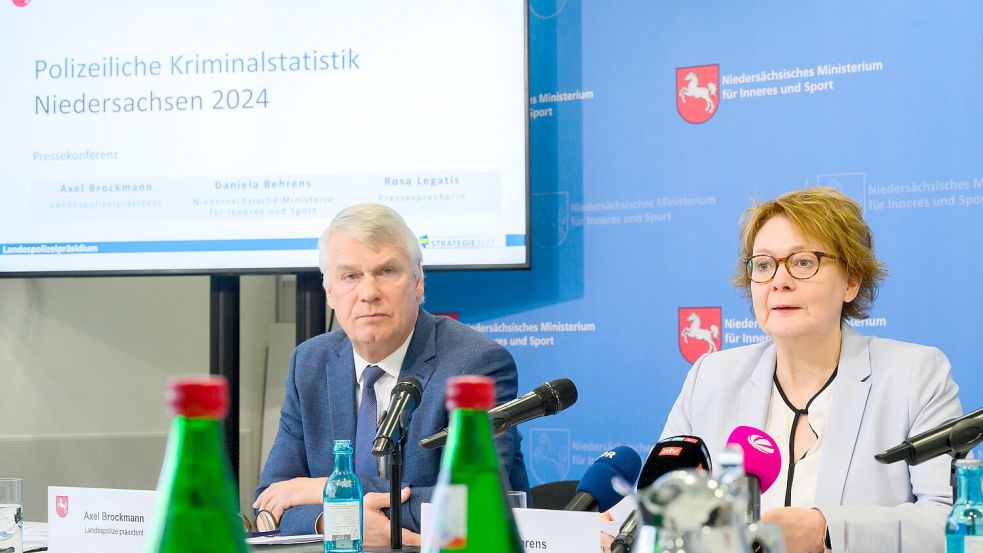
<box><xmin>0</xmin><ymin>478</ymin><xmax>23</xmax><ymax>553</ymax></box>
<box><xmin>505</xmin><ymin>491</ymin><xmax>528</xmax><ymax>509</ymax></box>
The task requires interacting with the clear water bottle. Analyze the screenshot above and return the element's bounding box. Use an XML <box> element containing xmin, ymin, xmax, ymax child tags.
<box><xmin>946</xmin><ymin>458</ymin><xmax>983</xmax><ymax>552</ymax></box>
<box><xmin>717</xmin><ymin>444</ymin><xmax>752</xmax><ymax>525</ymax></box>
<box><xmin>323</xmin><ymin>440</ymin><xmax>364</xmax><ymax>553</ymax></box>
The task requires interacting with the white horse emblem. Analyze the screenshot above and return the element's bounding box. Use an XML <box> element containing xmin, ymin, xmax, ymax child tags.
<box><xmin>678</xmin><ymin>72</ymin><xmax>717</xmax><ymax>114</ymax></box>
<box><xmin>680</xmin><ymin>312</ymin><xmax>719</xmax><ymax>354</ymax></box>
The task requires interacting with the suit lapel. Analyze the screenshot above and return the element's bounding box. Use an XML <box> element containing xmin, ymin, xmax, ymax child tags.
<box><xmin>739</xmin><ymin>343</ymin><xmax>777</xmax><ymax>430</ymax></box>
<box><xmin>327</xmin><ymin>308</ymin><xmax>437</xmax><ymax>443</ymax></box>
<box><xmin>399</xmin><ymin>308</ymin><xmax>438</xmax><ymax>389</ymax></box>
<box><xmin>815</xmin><ymin>325</ymin><xmax>872</xmax><ymax>509</ymax></box>
<box><xmin>327</xmin><ymin>336</ymin><xmax>358</xmax><ymax>441</ymax></box>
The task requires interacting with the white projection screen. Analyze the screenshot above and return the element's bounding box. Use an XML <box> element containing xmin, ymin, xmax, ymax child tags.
<box><xmin>0</xmin><ymin>1</ymin><xmax>529</xmax><ymax>275</ymax></box>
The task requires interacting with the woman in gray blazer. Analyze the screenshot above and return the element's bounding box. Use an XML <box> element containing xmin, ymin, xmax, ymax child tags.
<box><xmin>662</xmin><ymin>187</ymin><xmax>963</xmax><ymax>553</ymax></box>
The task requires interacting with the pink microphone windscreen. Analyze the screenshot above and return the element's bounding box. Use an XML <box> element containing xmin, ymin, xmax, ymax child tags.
<box><xmin>725</xmin><ymin>425</ymin><xmax>782</xmax><ymax>492</ymax></box>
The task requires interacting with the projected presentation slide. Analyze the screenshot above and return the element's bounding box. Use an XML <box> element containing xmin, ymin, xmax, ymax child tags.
<box><xmin>0</xmin><ymin>0</ymin><xmax>528</xmax><ymax>275</ymax></box>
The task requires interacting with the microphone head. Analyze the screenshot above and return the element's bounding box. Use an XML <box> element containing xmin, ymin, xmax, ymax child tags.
<box><xmin>575</xmin><ymin>446</ymin><xmax>643</xmax><ymax>511</ymax></box>
<box><xmin>637</xmin><ymin>435</ymin><xmax>712</xmax><ymax>489</ymax></box>
<box><xmin>725</xmin><ymin>426</ymin><xmax>781</xmax><ymax>493</ymax></box>
<box><xmin>393</xmin><ymin>376</ymin><xmax>423</xmax><ymax>404</ymax></box>
<box><xmin>874</xmin><ymin>442</ymin><xmax>912</xmax><ymax>465</ymax></box>
<box><xmin>534</xmin><ymin>378</ymin><xmax>578</xmax><ymax>416</ymax></box>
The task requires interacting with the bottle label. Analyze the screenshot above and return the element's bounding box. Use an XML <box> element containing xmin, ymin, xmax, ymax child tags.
<box><xmin>428</xmin><ymin>483</ymin><xmax>468</xmax><ymax>550</ymax></box>
<box><xmin>324</xmin><ymin>500</ymin><xmax>361</xmax><ymax>544</ymax></box>
<box><xmin>949</xmin><ymin>536</ymin><xmax>983</xmax><ymax>553</ymax></box>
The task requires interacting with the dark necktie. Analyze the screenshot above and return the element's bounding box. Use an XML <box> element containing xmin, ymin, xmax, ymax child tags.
<box><xmin>355</xmin><ymin>365</ymin><xmax>387</xmax><ymax>477</ymax></box>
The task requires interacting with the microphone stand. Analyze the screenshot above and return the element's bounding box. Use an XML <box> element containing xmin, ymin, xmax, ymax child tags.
<box><xmin>387</xmin><ymin>437</ymin><xmax>404</xmax><ymax>550</ymax></box>
<box><xmin>950</xmin><ymin>451</ymin><xmax>968</xmax><ymax>505</ymax></box>
<box><xmin>949</xmin><ymin>418</ymin><xmax>982</xmax><ymax>504</ymax></box>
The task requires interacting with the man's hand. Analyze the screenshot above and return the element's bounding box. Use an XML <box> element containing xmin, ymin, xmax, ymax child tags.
<box><xmin>362</xmin><ymin>487</ymin><xmax>421</xmax><ymax>547</ymax></box>
<box><xmin>253</xmin><ymin>477</ymin><xmax>326</xmax><ymax>524</ymax></box>
<box><xmin>761</xmin><ymin>507</ymin><xmax>826</xmax><ymax>553</ymax></box>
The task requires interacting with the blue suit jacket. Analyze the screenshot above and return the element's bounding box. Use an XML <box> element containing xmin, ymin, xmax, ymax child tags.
<box><xmin>662</xmin><ymin>324</ymin><xmax>962</xmax><ymax>553</ymax></box>
<box><xmin>257</xmin><ymin>308</ymin><xmax>529</xmax><ymax>535</ymax></box>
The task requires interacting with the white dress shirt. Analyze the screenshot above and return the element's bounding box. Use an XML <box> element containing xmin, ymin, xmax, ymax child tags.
<box><xmin>352</xmin><ymin>330</ymin><xmax>415</xmax><ymax>421</ymax></box>
<box><xmin>761</xmin><ymin>376</ymin><xmax>834</xmax><ymax>512</ymax></box>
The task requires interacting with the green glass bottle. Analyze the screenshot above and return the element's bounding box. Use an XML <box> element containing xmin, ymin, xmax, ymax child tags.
<box><xmin>425</xmin><ymin>376</ymin><xmax>523</xmax><ymax>553</ymax></box>
<box><xmin>144</xmin><ymin>376</ymin><xmax>248</xmax><ymax>553</ymax></box>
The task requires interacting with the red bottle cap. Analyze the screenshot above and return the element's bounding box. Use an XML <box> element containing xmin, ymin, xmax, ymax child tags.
<box><xmin>445</xmin><ymin>375</ymin><xmax>495</xmax><ymax>410</ymax></box>
<box><xmin>167</xmin><ymin>376</ymin><xmax>229</xmax><ymax>418</ymax></box>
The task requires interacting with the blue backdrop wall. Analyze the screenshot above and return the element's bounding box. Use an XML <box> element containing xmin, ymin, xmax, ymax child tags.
<box><xmin>425</xmin><ymin>0</ymin><xmax>983</xmax><ymax>485</ymax></box>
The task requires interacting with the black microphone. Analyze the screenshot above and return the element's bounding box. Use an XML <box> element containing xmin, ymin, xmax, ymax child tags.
<box><xmin>564</xmin><ymin>446</ymin><xmax>642</xmax><ymax>512</ymax></box>
<box><xmin>371</xmin><ymin>376</ymin><xmax>423</xmax><ymax>457</ymax></box>
<box><xmin>610</xmin><ymin>514</ymin><xmax>638</xmax><ymax>553</ymax></box>
<box><xmin>419</xmin><ymin>377</ymin><xmax>578</xmax><ymax>449</ymax></box>
<box><xmin>637</xmin><ymin>435</ymin><xmax>713</xmax><ymax>489</ymax></box>
<box><xmin>876</xmin><ymin>406</ymin><xmax>983</xmax><ymax>465</ymax></box>
<box><xmin>611</xmin><ymin>435</ymin><xmax>711</xmax><ymax>552</ymax></box>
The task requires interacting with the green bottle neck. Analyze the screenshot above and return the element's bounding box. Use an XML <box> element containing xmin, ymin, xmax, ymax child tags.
<box><xmin>173</xmin><ymin>415</ymin><xmax>224</xmax><ymax>442</ymax></box>
<box><xmin>956</xmin><ymin>465</ymin><xmax>983</xmax><ymax>504</ymax></box>
<box><xmin>149</xmin><ymin>414</ymin><xmax>246</xmax><ymax>552</ymax></box>
<box><xmin>168</xmin><ymin>415</ymin><xmax>230</xmax><ymax>471</ymax></box>
<box><xmin>444</xmin><ymin>408</ymin><xmax>497</xmax><ymax>466</ymax></box>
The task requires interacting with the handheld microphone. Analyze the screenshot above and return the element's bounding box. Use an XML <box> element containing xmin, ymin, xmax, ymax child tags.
<box><xmin>638</xmin><ymin>435</ymin><xmax>713</xmax><ymax>489</ymax></box>
<box><xmin>564</xmin><ymin>446</ymin><xmax>642</xmax><ymax>512</ymax></box>
<box><xmin>610</xmin><ymin>513</ymin><xmax>638</xmax><ymax>553</ymax></box>
<box><xmin>371</xmin><ymin>376</ymin><xmax>423</xmax><ymax>457</ymax></box>
<box><xmin>419</xmin><ymin>377</ymin><xmax>578</xmax><ymax>449</ymax></box>
<box><xmin>725</xmin><ymin>426</ymin><xmax>781</xmax><ymax>522</ymax></box>
<box><xmin>876</xmin><ymin>406</ymin><xmax>983</xmax><ymax>466</ymax></box>
<box><xmin>612</xmin><ymin>435</ymin><xmax>711</xmax><ymax>552</ymax></box>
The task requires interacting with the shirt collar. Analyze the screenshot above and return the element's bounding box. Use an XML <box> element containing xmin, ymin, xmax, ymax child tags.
<box><xmin>353</xmin><ymin>330</ymin><xmax>415</xmax><ymax>385</ymax></box>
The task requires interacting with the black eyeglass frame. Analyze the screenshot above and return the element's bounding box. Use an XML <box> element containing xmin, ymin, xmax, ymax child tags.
<box><xmin>743</xmin><ymin>250</ymin><xmax>837</xmax><ymax>283</ymax></box>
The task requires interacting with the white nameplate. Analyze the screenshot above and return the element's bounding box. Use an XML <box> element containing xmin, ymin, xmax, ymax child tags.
<box><xmin>48</xmin><ymin>486</ymin><xmax>156</xmax><ymax>553</ymax></box>
<box><xmin>422</xmin><ymin>503</ymin><xmax>600</xmax><ymax>553</ymax></box>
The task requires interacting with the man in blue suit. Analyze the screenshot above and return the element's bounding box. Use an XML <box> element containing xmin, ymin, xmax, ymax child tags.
<box><xmin>253</xmin><ymin>203</ymin><xmax>529</xmax><ymax>544</ymax></box>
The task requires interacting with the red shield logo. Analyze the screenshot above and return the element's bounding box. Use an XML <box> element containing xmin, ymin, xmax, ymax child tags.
<box><xmin>678</xmin><ymin>307</ymin><xmax>722</xmax><ymax>363</ymax></box>
<box><xmin>56</xmin><ymin>495</ymin><xmax>69</xmax><ymax>518</ymax></box>
<box><xmin>676</xmin><ymin>64</ymin><xmax>719</xmax><ymax>124</ymax></box>
<box><xmin>434</xmin><ymin>312</ymin><xmax>459</xmax><ymax>320</ymax></box>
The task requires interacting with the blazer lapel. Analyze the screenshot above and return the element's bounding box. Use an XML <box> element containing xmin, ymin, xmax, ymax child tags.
<box><xmin>739</xmin><ymin>342</ymin><xmax>777</xmax><ymax>430</ymax></box>
<box><xmin>399</xmin><ymin>308</ymin><xmax>438</xmax><ymax>389</ymax></box>
<box><xmin>815</xmin><ymin>325</ymin><xmax>872</xmax><ymax>509</ymax></box>
<box><xmin>327</xmin><ymin>336</ymin><xmax>358</xmax><ymax>441</ymax></box>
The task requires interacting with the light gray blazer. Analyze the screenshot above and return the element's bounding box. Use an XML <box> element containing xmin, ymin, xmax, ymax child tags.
<box><xmin>662</xmin><ymin>324</ymin><xmax>962</xmax><ymax>552</ymax></box>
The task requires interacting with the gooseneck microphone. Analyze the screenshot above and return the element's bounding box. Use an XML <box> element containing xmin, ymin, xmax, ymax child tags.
<box><xmin>876</xmin><ymin>406</ymin><xmax>983</xmax><ymax>466</ymax></box>
<box><xmin>564</xmin><ymin>446</ymin><xmax>642</xmax><ymax>512</ymax></box>
<box><xmin>419</xmin><ymin>377</ymin><xmax>578</xmax><ymax>449</ymax></box>
<box><xmin>371</xmin><ymin>376</ymin><xmax>423</xmax><ymax>457</ymax></box>
<box><xmin>725</xmin><ymin>426</ymin><xmax>781</xmax><ymax>523</ymax></box>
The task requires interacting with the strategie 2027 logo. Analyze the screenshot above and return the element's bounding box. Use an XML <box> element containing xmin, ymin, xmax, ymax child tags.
<box><xmin>676</xmin><ymin>64</ymin><xmax>719</xmax><ymax>124</ymax></box>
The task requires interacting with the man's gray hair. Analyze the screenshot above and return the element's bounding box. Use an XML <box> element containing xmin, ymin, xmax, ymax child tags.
<box><xmin>318</xmin><ymin>203</ymin><xmax>424</xmax><ymax>287</ymax></box>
